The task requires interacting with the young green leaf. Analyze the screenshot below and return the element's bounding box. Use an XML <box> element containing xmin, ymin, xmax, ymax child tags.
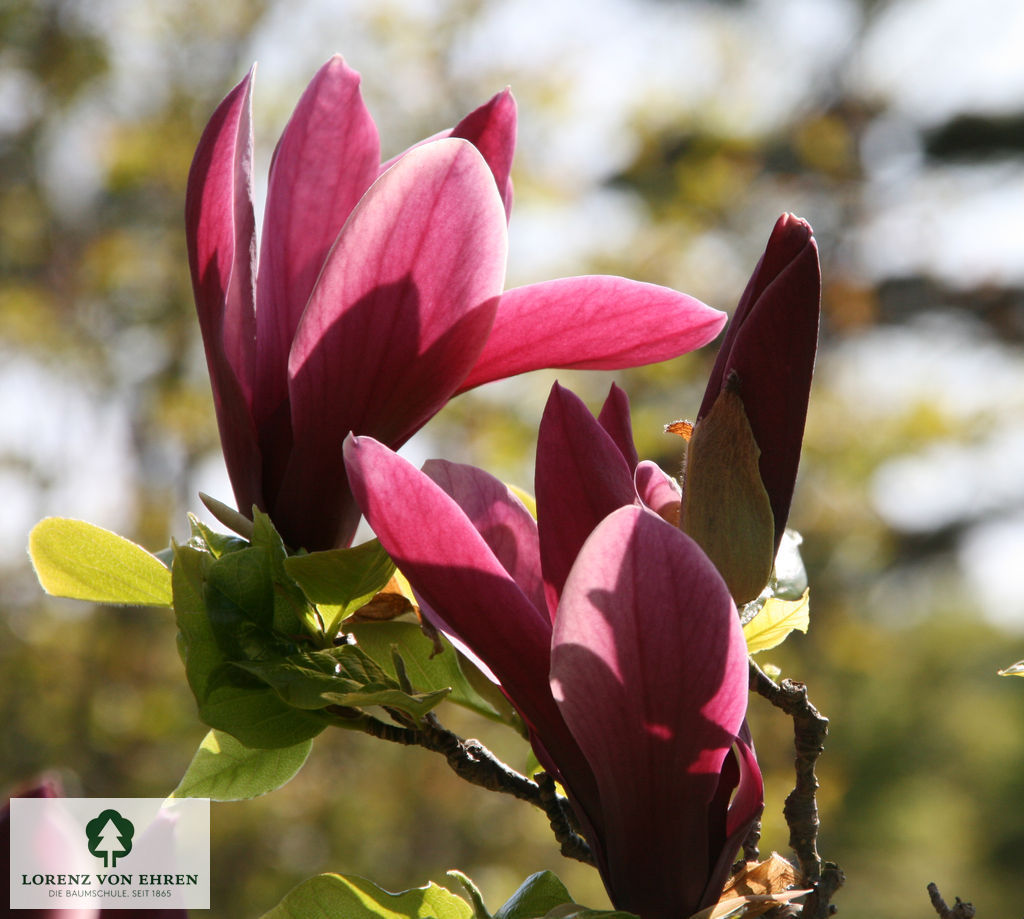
<box><xmin>494</xmin><ymin>871</ymin><xmax>573</xmax><ymax>919</ymax></box>
<box><xmin>188</xmin><ymin>513</ymin><xmax>248</xmax><ymax>558</ymax></box>
<box><xmin>169</xmin><ymin>729</ymin><xmax>312</xmax><ymax>801</ymax></box>
<box><xmin>173</xmin><ymin>543</ymin><xmax>327</xmax><ymax>749</ymax></box>
<box><xmin>347</xmin><ymin>622</ymin><xmax>510</xmax><ymax>723</ymax></box>
<box><xmin>28</xmin><ymin>517</ymin><xmax>172</xmax><ymax>607</ymax></box>
<box><xmin>259</xmin><ymin>874</ymin><xmax>473</xmax><ymax>919</ymax></box>
<box><xmin>284</xmin><ymin>539</ymin><xmax>395</xmax><ymax>634</ymax></box>
<box><xmin>447</xmin><ymin>871</ymin><xmax>490</xmax><ymax>919</ymax></box>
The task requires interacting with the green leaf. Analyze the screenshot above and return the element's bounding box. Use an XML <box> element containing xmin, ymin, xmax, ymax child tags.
<box><xmin>284</xmin><ymin>539</ymin><xmax>395</xmax><ymax>635</ymax></box>
<box><xmin>347</xmin><ymin>622</ymin><xmax>509</xmax><ymax>723</ymax></box>
<box><xmin>188</xmin><ymin>514</ymin><xmax>248</xmax><ymax>558</ymax></box>
<box><xmin>172</xmin><ymin>543</ymin><xmax>326</xmax><ymax>750</ymax></box>
<box><xmin>320</xmin><ymin>685</ymin><xmax>448</xmax><ymax>720</ymax></box>
<box><xmin>236</xmin><ymin>646</ymin><xmax>450</xmax><ymax>720</ymax></box>
<box><xmin>28</xmin><ymin>517</ymin><xmax>172</xmax><ymax>607</ymax></box>
<box><xmin>250</xmin><ymin>508</ymin><xmax>318</xmax><ymax>638</ymax></box>
<box><xmin>259</xmin><ymin>874</ymin><xmax>473</xmax><ymax>919</ymax></box>
<box><xmin>447</xmin><ymin>871</ymin><xmax>490</xmax><ymax>919</ymax></box>
<box><xmin>170</xmin><ymin>729</ymin><xmax>312</xmax><ymax>801</ymax></box>
<box><xmin>495</xmin><ymin>872</ymin><xmax>573</xmax><ymax>919</ymax></box>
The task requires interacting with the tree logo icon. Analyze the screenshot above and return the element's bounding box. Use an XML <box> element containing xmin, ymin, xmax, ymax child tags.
<box><xmin>85</xmin><ymin>809</ymin><xmax>135</xmax><ymax>868</ymax></box>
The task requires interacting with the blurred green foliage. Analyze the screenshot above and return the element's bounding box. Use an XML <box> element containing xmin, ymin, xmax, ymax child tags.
<box><xmin>4</xmin><ymin>1</ymin><xmax>1024</xmax><ymax>916</ymax></box>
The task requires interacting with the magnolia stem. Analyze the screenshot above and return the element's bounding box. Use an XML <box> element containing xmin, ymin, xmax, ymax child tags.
<box><xmin>748</xmin><ymin>659</ymin><xmax>843</xmax><ymax>917</ymax></box>
<box><xmin>345</xmin><ymin>707</ymin><xmax>594</xmax><ymax>865</ymax></box>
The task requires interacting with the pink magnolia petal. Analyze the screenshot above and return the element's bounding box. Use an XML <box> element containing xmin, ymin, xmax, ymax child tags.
<box><xmin>377</xmin><ymin>89</ymin><xmax>516</xmax><ymax>219</ymax></box>
<box><xmin>274</xmin><ymin>139</ymin><xmax>508</xmax><ymax>549</ymax></box>
<box><xmin>536</xmin><ymin>383</ymin><xmax>636</xmax><ymax>618</ymax></box>
<box><xmin>597</xmin><ymin>383</ymin><xmax>639</xmax><ymax>471</ymax></box>
<box><xmin>551</xmin><ymin>506</ymin><xmax>750</xmax><ymax>919</ymax></box>
<box><xmin>422</xmin><ymin>459</ymin><xmax>546</xmax><ymax>616</ymax></box>
<box><xmin>254</xmin><ymin>55</ymin><xmax>381</xmax><ymax>429</ymax></box>
<box><xmin>450</xmin><ymin>88</ymin><xmax>516</xmax><ymax>219</ymax></box>
<box><xmin>185</xmin><ymin>67</ymin><xmax>261</xmax><ymax>512</ymax></box>
<box><xmin>635</xmin><ymin>460</ymin><xmax>682</xmax><ymax>523</ymax></box>
<box><xmin>457</xmin><ymin>276</ymin><xmax>727</xmax><ymax>392</ymax></box>
<box><xmin>344</xmin><ymin>437</ymin><xmax>558</xmax><ymax>732</ymax></box>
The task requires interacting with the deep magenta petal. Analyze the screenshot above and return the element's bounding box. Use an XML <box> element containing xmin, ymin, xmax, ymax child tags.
<box><xmin>344</xmin><ymin>438</ymin><xmax>565</xmax><ymax>730</ymax></box>
<box><xmin>185</xmin><ymin>67</ymin><xmax>261</xmax><ymax>513</ymax></box>
<box><xmin>422</xmin><ymin>459</ymin><xmax>546</xmax><ymax>617</ymax></box>
<box><xmin>551</xmin><ymin>506</ymin><xmax>751</xmax><ymax>919</ymax></box>
<box><xmin>597</xmin><ymin>383</ymin><xmax>640</xmax><ymax>471</ymax></box>
<box><xmin>254</xmin><ymin>55</ymin><xmax>380</xmax><ymax>431</ymax></box>
<box><xmin>274</xmin><ymin>139</ymin><xmax>507</xmax><ymax>549</ymax></box>
<box><xmin>697</xmin><ymin>214</ymin><xmax>820</xmax><ymax>549</ymax></box>
<box><xmin>535</xmin><ymin>383</ymin><xmax>636</xmax><ymax>618</ymax></box>
<box><xmin>457</xmin><ymin>276</ymin><xmax>727</xmax><ymax>392</ymax></box>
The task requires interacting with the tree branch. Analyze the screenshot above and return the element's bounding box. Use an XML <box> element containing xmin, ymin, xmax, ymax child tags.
<box><xmin>348</xmin><ymin>708</ymin><xmax>594</xmax><ymax>865</ymax></box>
<box><xmin>928</xmin><ymin>883</ymin><xmax>976</xmax><ymax>919</ymax></box>
<box><xmin>749</xmin><ymin>660</ymin><xmax>844</xmax><ymax>917</ymax></box>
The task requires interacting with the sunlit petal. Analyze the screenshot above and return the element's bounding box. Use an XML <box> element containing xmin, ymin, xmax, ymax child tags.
<box><xmin>184</xmin><ymin>66</ymin><xmax>261</xmax><ymax>512</ymax></box>
<box><xmin>458</xmin><ymin>276</ymin><xmax>726</xmax><ymax>392</ymax></box>
<box><xmin>551</xmin><ymin>506</ymin><xmax>749</xmax><ymax>919</ymax></box>
<box><xmin>255</xmin><ymin>55</ymin><xmax>380</xmax><ymax>427</ymax></box>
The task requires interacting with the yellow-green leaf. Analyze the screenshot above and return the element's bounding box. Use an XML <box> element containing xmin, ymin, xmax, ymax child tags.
<box><xmin>743</xmin><ymin>590</ymin><xmax>810</xmax><ymax>654</ymax></box>
<box><xmin>170</xmin><ymin>729</ymin><xmax>312</xmax><ymax>801</ymax></box>
<box><xmin>28</xmin><ymin>517</ymin><xmax>171</xmax><ymax>607</ymax></box>
<box><xmin>259</xmin><ymin>874</ymin><xmax>473</xmax><ymax>919</ymax></box>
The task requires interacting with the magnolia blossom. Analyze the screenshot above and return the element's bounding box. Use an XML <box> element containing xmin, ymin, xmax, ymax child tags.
<box><xmin>344</xmin><ymin>383</ymin><xmax>762</xmax><ymax>919</ymax></box>
<box><xmin>186</xmin><ymin>55</ymin><xmax>725</xmax><ymax>551</ymax></box>
<box><xmin>680</xmin><ymin>214</ymin><xmax>820</xmax><ymax>603</ymax></box>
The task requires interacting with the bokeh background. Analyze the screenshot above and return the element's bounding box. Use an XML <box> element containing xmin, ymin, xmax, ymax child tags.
<box><xmin>4</xmin><ymin>0</ymin><xmax>1024</xmax><ymax>915</ymax></box>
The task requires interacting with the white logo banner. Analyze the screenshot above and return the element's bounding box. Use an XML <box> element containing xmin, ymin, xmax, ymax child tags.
<box><xmin>9</xmin><ymin>797</ymin><xmax>209</xmax><ymax>910</ymax></box>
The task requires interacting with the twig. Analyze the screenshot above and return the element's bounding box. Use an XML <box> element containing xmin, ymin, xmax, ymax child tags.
<box><xmin>927</xmin><ymin>883</ymin><xmax>976</xmax><ymax>919</ymax></box>
<box><xmin>346</xmin><ymin>707</ymin><xmax>594</xmax><ymax>865</ymax></box>
<box><xmin>749</xmin><ymin>660</ymin><xmax>844</xmax><ymax>917</ymax></box>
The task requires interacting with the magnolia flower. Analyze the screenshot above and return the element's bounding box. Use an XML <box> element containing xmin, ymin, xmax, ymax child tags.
<box><xmin>679</xmin><ymin>214</ymin><xmax>820</xmax><ymax>603</ymax></box>
<box><xmin>344</xmin><ymin>383</ymin><xmax>762</xmax><ymax>919</ymax></box>
<box><xmin>186</xmin><ymin>55</ymin><xmax>725</xmax><ymax>551</ymax></box>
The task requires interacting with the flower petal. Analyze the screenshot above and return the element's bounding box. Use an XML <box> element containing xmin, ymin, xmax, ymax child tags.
<box><xmin>450</xmin><ymin>88</ymin><xmax>516</xmax><ymax>219</ymax></box>
<box><xmin>697</xmin><ymin>214</ymin><xmax>820</xmax><ymax>548</ymax></box>
<box><xmin>457</xmin><ymin>276</ymin><xmax>727</xmax><ymax>392</ymax></box>
<box><xmin>185</xmin><ymin>66</ymin><xmax>261</xmax><ymax>513</ymax></box>
<box><xmin>276</xmin><ymin>139</ymin><xmax>508</xmax><ymax>549</ymax></box>
<box><xmin>535</xmin><ymin>383</ymin><xmax>636</xmax><ymax>617</ymax></box>
<box><xmin>597</xmin><ymin>383</ymin><xmax>640</xmax><ymax>471</ymax></box>
<box><xmin>377</xmin><ymin>89</ymin><xmax>517</xmax><ymax>219</ymax></box>
<box><xmin>422</xmin><ymin>459</ymin><xmax>546</xmax><ymax>616</ymax></box>
<box><xmin>344</xmin><ymin>438</ymin><xmax>568</xmax><ymax>742</ymax></box>
<box><xmin>254</xmin><ymin>55</ymin><xmax>380</xmax><ymax>430</ymax></box>
<box><xmin>551</xmin><ymin>506</ymin><xmax>751</xmax><ymax>919</ymax></box>
<box><xmin>635</xmin><ymin>460</ymin><xmax>682</xmax><ymax>525</ymax></box>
